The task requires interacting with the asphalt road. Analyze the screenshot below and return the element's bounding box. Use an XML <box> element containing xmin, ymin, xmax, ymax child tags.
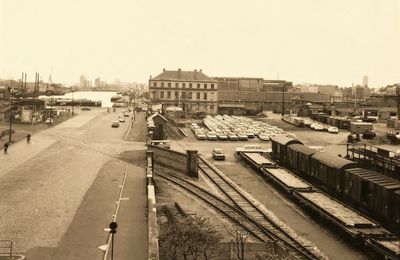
<box><xmin>0</xmin><ymin>108</ymin><xmax>147</xmax><ymax>260</ymax></box>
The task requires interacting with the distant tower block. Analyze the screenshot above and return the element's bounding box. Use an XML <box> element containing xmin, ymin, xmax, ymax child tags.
<box><xmin>363</xmin><ymin>75</ymin><xmax>368</xmax><ymax>87</ymax></box>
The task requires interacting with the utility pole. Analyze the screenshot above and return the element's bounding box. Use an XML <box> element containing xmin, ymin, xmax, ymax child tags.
<box><xmin>281</xmin><ymin>83</ymin><xmax>285</xmax><ymax>116</ymax></box>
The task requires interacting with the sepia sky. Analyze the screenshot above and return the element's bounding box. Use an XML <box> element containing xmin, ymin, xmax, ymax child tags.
<box><xmin>1</xmin><ymin>0</ymin><xmax>399</xmax><ymax>87</ymax></box>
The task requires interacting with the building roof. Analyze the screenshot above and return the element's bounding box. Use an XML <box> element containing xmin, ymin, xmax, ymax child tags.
<box><xmin>147</xmin><ymin>112</ymin><xmax>167</xmax><ymax>122</ymax></box>
<box><xmin>214</xmin><ymin>77</ymin><xmax>264</xmax><ymax>81</ymax></box>
<box><xmin>311</xmin><ymin>152</ymin><xmax>357</xmax><ymax>170</ymax></box>
<box><xmin>218</xmin><ymin>103</ymin><xmax>245</xmax><ymax>108</ymax></box>
<box><xmin>271</xmin><ymin>135</ymin><xmax>303</xmax><ymax>146</ymax></box>
<box><xmin>288</xmin><ymin>144</ymin><xmax>318</xmax><ymax>156</ymax></box>
<box><xmin>151</xmin><ymin>69</ymin><xmax>217</xmax><ymax>82</ymax></box>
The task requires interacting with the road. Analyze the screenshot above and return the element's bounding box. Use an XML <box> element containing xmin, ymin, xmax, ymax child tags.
<box><xmin>0</xmin><ymin>108</ymin><xmax>147</xmax><ymax>260</ymax></box>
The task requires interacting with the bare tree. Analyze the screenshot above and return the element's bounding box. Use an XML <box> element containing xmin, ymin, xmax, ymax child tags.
<box><xmin>226</xmin><ymin>222</ymin><xmax>250</xmax><ymax>260</ymax></box>
<box><xmin>254</xmin><ymin>242</ymin><xmax>291</xmax><ymax>260</ymax></box>
<box><xmin>159</xmin><ymin>211</ymin><xmax>222</xmax><ymax>260</ymax></box>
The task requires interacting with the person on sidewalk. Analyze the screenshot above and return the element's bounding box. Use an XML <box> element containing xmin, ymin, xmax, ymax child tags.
<box><xmin>3</xmin><ymin>142</ymin><xmax>9</xmax><ymax>154</ymax></box>
<box><xmin>27</xmin><ymin>134</ymin><xmax>31</xmax><ymax>143</ymax></box>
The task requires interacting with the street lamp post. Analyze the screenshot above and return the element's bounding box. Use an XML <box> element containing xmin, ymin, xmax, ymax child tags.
<box><xmin>71</xmin><ymin>86</ymin><xmax>74</xmax><ymax>115</ymax></box>
<box><xmin>7</xmin><ymin>87</ymin><xmax>13</xmax><ymax>143</ymax></box>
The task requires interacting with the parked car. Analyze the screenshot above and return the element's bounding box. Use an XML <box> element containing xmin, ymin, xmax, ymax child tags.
<box><xmin>45</xmin><ymin>118</ymin><xmax>54</xmax><ymax>124</ymax></box>
<box><xmin>119</xmin><ymin>117</ymin><xmax>125</xmax><ymax>122</ymax></box>
<box><xmin>314</xmin><ymin>124</ymin><xmax>324</xmax><ymax>131</ymax></box>
<box><xmin>207</xmin><ymin>132</ymin><xmax>218</xmax><ymax>140</ymax></box>
<box><xmin>195</xmin><ymin>131</ymin><xmax>207</xmax><ymax>140</ymax></box>
<box><xmin>111</xmin><ymin>121</ymin><xmax>120</xmax><ymax>128</ymax></box>
<box><xmin>212</xmin><ymin>148</ymin><xmax>225</xmax><ymax>160</ymax></box>
<box><xmin>81</xmin><ymin>107</ymin><xmax>91</xmax><ymax>111</ymax></box>
<box><xmin>258</xmin><ymin>134</ymin><xmax>270</xmax><ymax>141</ymax></box>
<box><xmin>237</xmin><ymin>132</ymin><xmax>248</xmax><ymax>141</ymax></box>
<box><xmin>362</xmin><ymin>129</ymin><xmax>376</xmax><ymax>139</ymax></box>
<box><xmin>228</xmin><ymin>133</ymin><xmax>239</xmax><ymax>141</ymax></box>
<box><xmin>328</xmin><ymin>126</ymin><xmax>339</xmax><ymax>134</ymax></box>
<box><xmin>217</xmin><ymin>133</ymin><xmax>228</xmax><ymax>141</ymax></box>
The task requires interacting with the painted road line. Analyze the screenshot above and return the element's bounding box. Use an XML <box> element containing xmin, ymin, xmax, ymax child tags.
<box><xmin>103</xmin><ymin>164</ymin><xmax>128</xmax><ymax>260</ymax></box>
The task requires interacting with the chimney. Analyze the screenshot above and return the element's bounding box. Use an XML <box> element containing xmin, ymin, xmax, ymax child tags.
<box><xmin>194</xmin><ymin>69</ymin><xmax>197</xmax><ymax>79</ymax></box>
<box><xmin>200</xmin><ymin>69</ymin><xmax>202</xmax><ymax>72</ymax></box>
<box><xmin>163</xmin><ymin>68</ymin><xmax>166</xmax><ymax>72</ymax></box>
<box><xmin>178</xmin><ymin>68</ymin><xmax>181</xmax><ymax>78</ymax></box>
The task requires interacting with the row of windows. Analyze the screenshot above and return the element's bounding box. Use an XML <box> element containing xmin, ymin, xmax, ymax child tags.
<box><xmin>159</xmin><ymin>91</ymin><xmax>214</xmax><ymax>100</ymax></box>
<box><xmin>182</xmin><ymin>103</ymin><xmax>215</xmax><ymax>111</ymax></box>
<box><xmin>152</xmin><ymin>81</ymin><xmax>215</xmax><ymax>89</ymax></box>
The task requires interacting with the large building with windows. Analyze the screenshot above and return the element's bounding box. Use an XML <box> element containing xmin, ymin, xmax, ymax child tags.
<box><xmin>149</xmin><ymin>69</ymin><xmax>218</xmax><ymax>114</ymax></box>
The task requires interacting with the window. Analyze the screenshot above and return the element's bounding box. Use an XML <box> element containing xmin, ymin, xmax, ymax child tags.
<box><xmin>182</xmin><ymin>92</ymin><xmax>186</xmax><ymax>98</ymax></box>
<box><xmin>196</xmin><ymin>92</ymin><xmax>200</xmax><ymax>100</ymax></box>
<box><xmin>160</xmin><ymin>91</ymin><xmax>164</xmax><ymax>98</ymax></box>
<box><xmin>210</xmin><ymin>104</ymin><xmax>214</xmax><ymax>110</ymax></box>
<box><xmin>153</xmin><ymin>82</ymin><xmax>157</xmax><ymax>87</ymax></box>
<box><xmin>203</xmin><ymin>92</ymin><xmax>207</xmax><ymax>100</ymax></box>
<box><xmin>161</xmin><ymin>82</ymin><xmax>164</xmax><ymax>87</ymax></box>
<box><xmin>167</xmin><ymin>91</ymin><xmax>171</xmax><ymax>98</ymax></box>
<box><xmin>168</xmin><ymin>82</ymin><xmax>171</xmax><ymax>88</ymax></box>
<box><xmin>175</xmin><ymin>91</ymin><xmax>179</xmax><ymax>98</ymax></box>
<box><xmin>210</xmin><ymin>93</ymin><xmax>214</xmax><ymax>101</ymax></box>
<box><xmin>188</xmin><ymin>92</ymin><xmax>193</xmax><ymax>99</ymax></box>
<box><xmin>182</xmin><ymin>83</ymin><xmax>186</xmax><ymax>88</ymax></box>
<box><xmin>197</xmin><ymin>83</ymin><xmax>200</xmax><ymax>89</ymax></box>
<box><xmin>211</xmin><ymin>84</ymin><xmax>214</xmax><ymax>89</ymax></box>
<box><xmin>189</xmin><ymin>83</ymin><xmax>192</xmax><ymax>88</ymax></box>
<box><xmin>175</xmin><ymin>82</ymin><xmax>179</xmax><ymax>88</ymax></box>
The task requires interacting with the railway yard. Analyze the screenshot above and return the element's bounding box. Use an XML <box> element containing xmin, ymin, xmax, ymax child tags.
<box><xmin>153</xmin><ymin>112</ymin><xmax>400</xmax><ymax>260</ymax></box>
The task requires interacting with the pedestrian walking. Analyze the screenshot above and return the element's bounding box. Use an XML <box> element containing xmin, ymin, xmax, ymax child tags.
<box><xmin>3</xmin><ymin>142</ymin><xmax>9</xmax><ymax>154</ymax></box>
<box><xmin>27</xmin><ymin>134</ymin><xmax>31</xmax><ymax>143</ymax></box>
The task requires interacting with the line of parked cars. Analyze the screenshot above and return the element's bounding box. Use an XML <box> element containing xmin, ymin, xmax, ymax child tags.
<box><xmin>195</xmin><ymin>115</ymin><xmax>296</xmax><ymax>142</ymax></box>
<box><xmin>282</xmin><ymin>115</ymin><xmax>338</xmax><ymax>134</ymax></box>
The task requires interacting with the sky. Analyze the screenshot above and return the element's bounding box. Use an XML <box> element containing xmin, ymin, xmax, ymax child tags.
<box><xmin>1</xmin><ymin>0</ymin><xmax>399</xmax><ymax>87</ymax></box>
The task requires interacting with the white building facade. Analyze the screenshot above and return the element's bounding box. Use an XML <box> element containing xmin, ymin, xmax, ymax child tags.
<box><xmin>149</xmin><ymin>69</ymin><xmax>218</xmax><ymax>114</ymax></box>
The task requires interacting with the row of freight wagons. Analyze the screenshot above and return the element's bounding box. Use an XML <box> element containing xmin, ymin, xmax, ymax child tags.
<box><xmin>271</xmin><ymin>135</ymin><xmax>400</xmax><ymax>235</ymax></box>
<box><xmin>310</xmin><ymin>113</ymin><xmax>351</xmax><ymax>129</ymax></box>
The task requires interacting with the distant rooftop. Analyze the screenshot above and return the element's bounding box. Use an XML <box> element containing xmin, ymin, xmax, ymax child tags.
<box><xmin>151</xmin><ymin>69</ymin><xmax>217</xmax><ymax>82</ymax></box>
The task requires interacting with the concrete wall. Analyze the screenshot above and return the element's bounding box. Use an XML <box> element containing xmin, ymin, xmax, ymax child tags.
<box><xmin>146</xmin><ymin>151</ymin><xmax>159</xmax><ymax>260</ymax></box>
<box><xmin>148</xmin><ymin>145</ymin><xmax>198</xmax><ymax>178</ymax></box>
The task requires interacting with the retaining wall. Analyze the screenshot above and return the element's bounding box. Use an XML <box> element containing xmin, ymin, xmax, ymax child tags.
<box><xmin>148</xmin><ymin>145</ymin><xmax>198</xmax><ymax>178</ymax></box>
<box><xmin>146</xmin><ymin>151</ymin><xmax>159</xmax><ymax>260</ymax></box>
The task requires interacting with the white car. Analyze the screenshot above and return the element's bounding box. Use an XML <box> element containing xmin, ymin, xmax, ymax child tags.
<box><xmin>195</xmin><ymin>131</ymin><xmax>207</xmax><ymax>140</ymax></box>
<box><xmin>314</xmin><ymin>124</ymin><xmax>324</xmax><ymax>131</ymax></box>
<box><xmin>258</xmin><ymin>134</ymin><xmax>270</xmax><ymax>141</ymax></box>
<box><xmin>328</xmin><ymin>126</ymin><xmax>339</xmax><ymax>134</ymax></box>
<box><xmin>207</xmin><ymin>132</ymin><xmax>218</xmax><ymax>140</ymax></box>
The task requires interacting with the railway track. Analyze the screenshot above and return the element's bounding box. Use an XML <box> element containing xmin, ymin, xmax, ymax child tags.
<box><xmin>156</xmin><ymin>171</ymin><xmax>270</xmax><ymax>242</ymax></box>
<box><xmin>197</xmin><ymin>157</ymin><xmax>321</xmax><ymax>260</ymax></box>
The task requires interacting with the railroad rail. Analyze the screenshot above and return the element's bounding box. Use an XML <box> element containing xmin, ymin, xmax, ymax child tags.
<box><xmin>197</xmin><ymin>157</ymin><xmax>321</xmax><ymax>260</ymax></box>
<box><xmin>156</xmin><ymin>172</ymin><xmax>270</xmax><ymax>243</ymax></box>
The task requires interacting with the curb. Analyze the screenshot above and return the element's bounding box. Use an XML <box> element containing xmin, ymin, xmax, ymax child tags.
<box><xmin>123</xmin><ymin>119</ymin><xmax>133</xmax><ymax>141</ymax></box>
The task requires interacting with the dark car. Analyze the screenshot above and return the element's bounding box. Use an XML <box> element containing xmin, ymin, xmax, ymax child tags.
<box><xmin>81</xmin><ymin>107</ymin><xmax>91</xmax><ymax>111</ymax></box>
<box><xmin>362</xmin><ymin>129</ymin><xmax>376</xmax><ymax>139</ymax></box>
<box><xmin>111</xmin><ymin>121</ymin><xmax>120</xmax><ymax>128</ymax></box>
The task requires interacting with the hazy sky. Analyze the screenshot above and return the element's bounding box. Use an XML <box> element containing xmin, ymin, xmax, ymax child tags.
<box><xmin>1</xmin><ymin>0</ymin><xmax>399</xmax><ymax>87</ymax></box>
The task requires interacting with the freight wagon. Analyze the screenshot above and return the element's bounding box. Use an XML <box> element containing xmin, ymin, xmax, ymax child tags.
<box><xmin>344</xmin><ymin>168</ymin><xmax>400</xmax><ymax>233</ymax></box>
<box><xmin>271</xmin><ymin>137</ymin><xmax>400</xmax><ymax>235</ymax></box>
<box><xmin>239</xmin><ymin>150</ymin><xmax>399</xmax><ymax>259</ymax></box>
